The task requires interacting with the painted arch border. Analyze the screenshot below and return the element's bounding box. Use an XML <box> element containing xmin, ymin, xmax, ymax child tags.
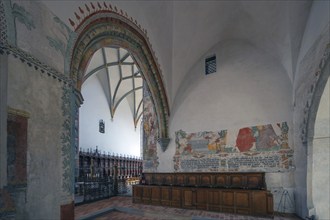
<box><xmin>68</xmin><ymin>12</ymin><xmax>170</xmax><ymax>140</ymax></box>
<box><xmin>305</xmin><ymin>44</ymin><xmax>330</xmax><ymax>217</ymax></box>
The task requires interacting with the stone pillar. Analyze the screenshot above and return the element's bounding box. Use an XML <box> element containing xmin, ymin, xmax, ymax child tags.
<box><xmin>0</xmin><ymin>53</ymin><xmax>8</xmax><ymax>188</ymax></box>
<box><xmin>74</xmin><ymin>90</ymin><xmax>83</xmax><ymax>179</ymax></box>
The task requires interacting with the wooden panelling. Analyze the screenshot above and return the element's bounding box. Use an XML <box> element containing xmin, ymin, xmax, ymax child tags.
<box><xmin>141</xmin><ymin>172</ymin><xmax>266</xmax><ymax>189</ymax></box>
<box><xmin>235</xmin><ymin>191</ymin><xmax>250</xmax><ymax>208</ymax></box>
<box><xmin>132</xmin><ymin>172</ymin><xmax>272</xmax><ymax>218</ymax></box>
<box><xmin>246</xmin><ymin>173</ymin><xmax>264</xmax><ymax>189</ymax></box>
<box><xmin>151</xmin><ymin>186</ymin><xmax>161</xmax><ymax>205</ymax></box>
<box><xmin>142</xmin><ymin>187</ymin><xmax>151</xmax><ymax>204</ymax></box>
<box><xmin>267</xmin><ymin>192</ymin><xmax>274</xmax><ymax>215</ymax></box>
<box><xmin>164</xmin><ymin>174</ymin><xmax>174</xmax><ymax>186</ymax></box>
<box><xmin>200</xmin><ymin>174</ymin><xmax>212</xmax><ymax>187</ymax></box>
<box><xmin>133</xmin><ymin>185</ymin><xmax>142</xmax><ymax>203</ymax></box>
<box><xmin>207</xmin><ymin>189</ymin><xmax>221</xmax><ymax>211</ymax></box>
<box><xmin>230</xmin><ymin>175</ymin><xmax>244</xmax><ymax>188</ymax></box>
<box><xmin>161</xmin><ymin>187</ymin><xmax>171</xmax><ymax>206</ymax></box>
<box><xmin>175</xmin><ymin>174</ymin><xmax>185</xmax><ymax>186</ymax></box>
<box><xmin>144</xmin><ymin>173</ymin><xmax>153</xmax><ymax>185</ymax></box>
<box><xmin>252</xmin><ymin>191</ymin><xmax>267</xmax><ymax>216</ymax></box>
<box><xmin>182</xmin><ymin>188</ymin><xmax>195</xmax><ymax>209</ymax></box>
<box><xmin>186</xmin><ymin>174</ymin><xmax>198</xmax><ymax>186</ymax></box>
<box><xmin>196</xmin><ymin>188</ymin><xmax>208</xmax><ymax>210</ymax></box>
<box><xmin>154</xmin><ymin>174</ymin><xmax>164</xmax><ymax>185</ymax></box>
<box><xmin>222</xmin><ymin>191</ymin><xmax>234</xmax><ymax>206</ymax></box>
<box><xmin>214</xmin><ymin>175</ymin><xmax>227</xmax><ymax>188</ymax></box>
<box><xmin>171</xmin><ymin>187</ymin><xmax>182</xmax><ymax>207</ymax></box>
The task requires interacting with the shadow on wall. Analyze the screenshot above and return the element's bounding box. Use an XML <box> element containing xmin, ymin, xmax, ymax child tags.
<box><xmin>170</xmin><ymin>39</ymin><xmax>291</xmax><ymax>130</ymax></box>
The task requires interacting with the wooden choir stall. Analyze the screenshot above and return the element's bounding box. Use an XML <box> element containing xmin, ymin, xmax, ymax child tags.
<box><xmin>133</xmin><ymin>172</ymin><xmax>273</xmax><ymax>217</ymax></box>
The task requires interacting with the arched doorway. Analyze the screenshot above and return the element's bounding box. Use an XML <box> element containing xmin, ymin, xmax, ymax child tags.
<box><xmin>68</xmin><ymin>8</ymin><xmax>170</xmax><ymax>144</ymax></box>
<box><xmin>79</xmin><ymin>46</ymin><xmax>144</xmax><ymax>157</ymax></box>
<box><xmin>68</xmin><ymin>5</ymin><xmax>170</xmax><ymax>204</ymax></box>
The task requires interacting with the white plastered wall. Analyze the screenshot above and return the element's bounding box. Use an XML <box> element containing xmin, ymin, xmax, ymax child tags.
<box><xmin>158</xmin><ymin>39</ymin><xmax>294</xmax><ymax>211</ymax></box>
<box><xmin>79</xmin><ymin>74</ymin><xmax>141</xmax><ymax>157</ymax></box>
<box><xmin>7</xmin><ymin>56</ymin><xmax>64</xmax><ymax>220</ymax></box>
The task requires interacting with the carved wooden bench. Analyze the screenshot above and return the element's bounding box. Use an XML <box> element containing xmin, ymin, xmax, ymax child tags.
<box><xmin>133</xmin><ymin>172</ymin><xmax>273</xmax><ymax>217</ymax></box>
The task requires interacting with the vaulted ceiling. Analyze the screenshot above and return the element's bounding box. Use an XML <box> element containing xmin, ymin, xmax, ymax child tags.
<box><xmin>83</xmin><ymin>47</ymin><xmax>144</xmax><ymax>128</ymax></box>
<box><xmin>42</xmin><ymin>0</ymin><xmax>312</xmax><ymax>103</ymax></box>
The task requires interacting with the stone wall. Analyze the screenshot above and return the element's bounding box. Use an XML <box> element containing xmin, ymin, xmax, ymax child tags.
<box><xmin>6</xmin><ymin>53</ymin><xmax>70</xmax><ymax>219</ymax></box>
<box><xmin>12</xmin><ymin>0</ymin><xmax>73</xmax><ymax>74</ymax></box>
<box><xmin>0</xmin><ymin>1</ymin><xmax>75</xmax><ymax>218</ymax></box>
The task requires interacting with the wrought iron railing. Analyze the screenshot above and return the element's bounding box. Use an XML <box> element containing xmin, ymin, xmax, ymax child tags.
<box><xmin>75</xmin><ymin>147</ymin><xmax>143</xmax><ymax>204</ymax></box>
<box><xmin>75</xmin><ymin>176</ymin><xmax>114</xmax><ymax>204</ymax></box>
<box><xmin>74</xmin><ymin>176</ymin><xmax>141</xmax><ymax>204</ymax></box>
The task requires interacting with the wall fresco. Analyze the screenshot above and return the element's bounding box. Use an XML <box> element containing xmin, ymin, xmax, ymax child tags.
<box><xmin>142</xmin><ymin>85</ymin><xmax>159</xmax><ymax>172</ymax></box>
<box><xmin>174</xmin><ymin>122</ymin><xmax>293</xmax><ymax>172</ymax></box>
<box><xmin>11</xmin><ymin>0</ymin><xmax>70</xmax><ymax>73</ymax></box>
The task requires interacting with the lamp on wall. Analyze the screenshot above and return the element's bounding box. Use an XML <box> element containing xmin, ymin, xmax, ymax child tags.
<box><xmin>99</xmin><ymin>120</ymin><xmax>105</xmax><ymax>133</ymax></box>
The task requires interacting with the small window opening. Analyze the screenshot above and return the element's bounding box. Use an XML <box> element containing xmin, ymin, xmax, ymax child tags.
<box><xmin>205</xmin><ymin>55</ymin><xmax>216</xmax><ymax>75</ymax></box>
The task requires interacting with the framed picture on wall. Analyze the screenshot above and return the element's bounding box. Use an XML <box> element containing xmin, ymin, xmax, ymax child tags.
<box><xmin>99</xmin><ymin>120</ymin><xmax>105</xmax><ymax>133</ymax></box>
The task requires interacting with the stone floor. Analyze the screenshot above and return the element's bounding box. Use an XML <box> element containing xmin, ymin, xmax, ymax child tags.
<box><xmin>75</xmin><ymin>196</ymin><xmax>302</xmax><ymax>220</ymax></box>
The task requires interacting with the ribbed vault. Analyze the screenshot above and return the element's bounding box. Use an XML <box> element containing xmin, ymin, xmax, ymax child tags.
<box><xmin>83</xmin><ymin>47</ymin><xmax>143</xmax><ymax>128</ymax></box>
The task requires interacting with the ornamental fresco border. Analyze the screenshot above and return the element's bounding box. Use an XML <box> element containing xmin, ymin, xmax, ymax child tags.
<box><xmin>0</xmin><ymin>43</ymin><xmax>72</xmax><ymax>85</ymax></box>
<box><xmin>142</xmin><ymin>85</ymin><xmax>159</xmax><ymax>172</ymax></box>
<box><xmin>61</xmin><ymin>85</ymin><xmax>75</xmax><ymax>196</ymax></box>
<box><xmin>0</xmin><ymin>0</ymin><xmax>8</xmax><ymax>44</ymax></box>
<box><xmin>68</xmin><ymin>4</ymin><xmax>170</xmax><ymax>140</ymax></box>
<box><xmin>302</xmin><ymin>43</ymin><xmax>330</xmax><ymax>144</ymax></box>
<box><xmin>174</xmin><ymin>122</ymin><xmax>294</xmax><ymax>172</ymax></box>
<box><xmin>0</xmin><ymin>0</ymin><xmax>37</xmax><ymax>46</ymax></box>
<box><xmin>0</xmin><ymin>0</ymin><xmax>16</xmax><ymax>46</ymax></box>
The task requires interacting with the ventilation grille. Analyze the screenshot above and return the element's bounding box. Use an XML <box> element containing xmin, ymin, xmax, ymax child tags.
<box><xmin>205</xmin><ymin>55</ymin><xmax>216</xmax><ymax>75</ymax></box>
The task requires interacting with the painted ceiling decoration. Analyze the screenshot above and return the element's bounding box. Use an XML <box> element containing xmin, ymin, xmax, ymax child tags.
<box><xmin>84</xmin><ymin>46</ymin><xmax>144</xmax><ymax>128</ymax></box>
<box><xmin>68</xmin><ymin>2</ymin><xmax>170</xmax><ymax>147</ymax></box>
<box><xmin>68</xmin><ymin>2</ymin><xmax>148</xmax><ymax>34</ymax></box>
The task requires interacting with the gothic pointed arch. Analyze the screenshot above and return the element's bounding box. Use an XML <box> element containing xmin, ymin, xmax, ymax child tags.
<box><xmin>68</xmin><ymin>5</ymin><xmax>170</xmax><ymax>141</ymax></box>
<box><xmin>305</xmin><ymin>45</ymin><xmax>329</xmax><ymax>217</ymax></box>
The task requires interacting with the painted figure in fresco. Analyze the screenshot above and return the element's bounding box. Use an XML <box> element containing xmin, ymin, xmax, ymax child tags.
<box><xmin>183</xmin><ymin>144</ymin><xmax>192</xmax><ymax>154</ymax></box>
<box><xmin>236</xmin><ymin>127</ymin><xmax>256</xmax><ymax>152</ymax></box>
<box><xmin>278</xmin><ymin>122</ymin><xmax>289</xmax><ymax>149</ymax></box>
<box><xmin>142</xmin><ymin>88</ymin><xmax>159</xmax><ymax>171</ymax></box>
<box><xmin>255</xmin><ymin>124</ymin><xmax>280</xmax><ymax>151</ymax></box>
<box><xmin>217</xmin><ymin>130</ymin><xmax>228</xmax><ymax>152</ymax></box>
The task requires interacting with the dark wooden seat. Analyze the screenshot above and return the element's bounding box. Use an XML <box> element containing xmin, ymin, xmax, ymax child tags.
<box><xmin>133</xmin><ymin>172</ymin><xmax>273</xmax><ymax>217</ymax></box>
